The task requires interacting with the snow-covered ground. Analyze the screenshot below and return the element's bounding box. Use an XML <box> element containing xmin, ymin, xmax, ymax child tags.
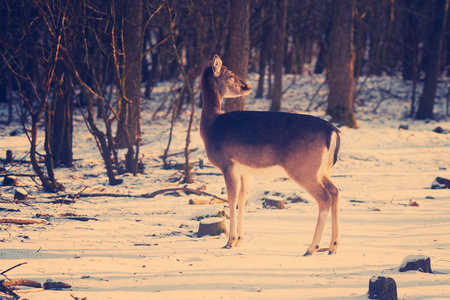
<box><xmin>1</xmin><ymin>74</ymin><xmax>450</xmax><ymax>299</ymax></box>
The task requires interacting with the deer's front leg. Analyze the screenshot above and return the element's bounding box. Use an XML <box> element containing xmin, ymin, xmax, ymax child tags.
<box><xmin>235</xmin><ymin>175</ymin><xmax>252</xmax><ymax>247</ymax></box>
<box><xmin>222</xmin><ymin>165</ymin><xmax>241</xmax><ymax>249</ymax></box>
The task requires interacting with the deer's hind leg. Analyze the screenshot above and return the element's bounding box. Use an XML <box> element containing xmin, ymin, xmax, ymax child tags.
<box><xmin>302</xmin><ymin>179</ymin><xmax>334</xmax><ymax>256</ymax></box>
<box><xmin>299</xmin><ymin>176</ymin><xmax>339</xmax><ymax>255</ymax></box>
<box><xmin>322</xmin><ymin>176</ymin><xmax>339</xmax><ymax>254</ymax></box>
<box><xmin>285</xmin><ymin>169</ymin><xmax>335</xmax><ymax>256</ymax></box>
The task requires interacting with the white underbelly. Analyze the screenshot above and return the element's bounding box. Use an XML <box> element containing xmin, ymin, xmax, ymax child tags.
<box><xmin>233</xmin><ymin>161</ymin><xmax>288</xmax><ymax>178</ymax></box>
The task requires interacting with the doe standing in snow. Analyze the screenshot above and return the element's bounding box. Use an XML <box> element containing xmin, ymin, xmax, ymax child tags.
<box><xmin>200</xmin><ymin>55</ymin><xmax>341</xmax><ymax>256</ymax></box>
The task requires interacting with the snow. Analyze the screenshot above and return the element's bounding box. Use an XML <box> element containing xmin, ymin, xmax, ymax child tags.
<box><xmin>189</xmin><ymin>206</ymin><xmax>226</xmax><ymax>221</ymax></box>
<box><xmin>264</xmin><ymin>196</ymin><xmax>283</xmax><ymax>201</ymax></box>
<box><xmin>1</xmin><ymin>73</ymin><xmax>450</xmax><ymax>299</ymax></box>
<box><xmin>199</xmin><ymin>217</ymin><xmax>225</xmax><ymax>225</ymax></box>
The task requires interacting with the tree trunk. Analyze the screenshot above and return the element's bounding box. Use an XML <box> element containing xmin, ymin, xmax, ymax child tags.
<box><xmin>256</xmin><ymin>5</ymin><xmax>272</xmax><ymax>99</ymax></box>
<box><xmin>83</xmin><ymin>87</ymin><xmax>123</xmax><ymax>186</ymax></box>
<box><xmin>326</xmin><ymin>0</ymin><xmax>358</xmax><ymax>128</ymax></box>
<box><xmin>115</xmin><ymin>0</ymin><xmax>143</xmax><ymax>174</ymax></box>
<box><xmin>400</xmin><ymin>0</ymin><xmax>422</xmax><ymax>81</ymax></box>
<box><xmin>30</xmin><ymin>115</ymin><xmax>56</xmax><ymax>192</ymax></box>
<box><xmin>270</xmin><ymin>0</ymin><xmax>287</xmax><ymax>112</ymax></box>
<box><xmin>50</xmin><ymin>68</ymin><xmax>73</xmax><ymax>167</ymax></box>
<box><xmin>224</xmin><ymin>0</ymin><xmax>250</xmax><ymax>112</ymax></box>
<box><xmin>256</xmin><ymin>48</ymin><xmax>266</xmax><ymax>99</ymax></box>
<box><xmin>115</xmin><ymin>0</ymin><xmax>142</xmax><ymax>144</ymax></box>
<box><xmin>416</xmin><ymin>0</ymin><xmax>449</xmax><ymax>120</ymax></box>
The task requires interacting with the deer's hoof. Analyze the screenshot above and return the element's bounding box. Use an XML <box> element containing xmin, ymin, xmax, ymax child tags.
<box><xmin>303</xmin><ymin>251</ymin><xmax>313</xmax><ymax>256</ymax></box>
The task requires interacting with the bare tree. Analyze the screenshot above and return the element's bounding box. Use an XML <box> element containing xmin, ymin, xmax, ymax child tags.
<box><xmin>326</xmin><ymin>0</ymin><xmax>358</xmax><ymax>128</ymax></box>
<box><xmin>416</xmin><ymin>0</ymin><xmax>449</xmax><ymax>120</ymax></box>
<box><xmin>114</xmin><ymin>0</ymin><xmax>144</xmax><ymax>175</ymax></box>
<box><xmin>49</xmin><ymin>57</ymin><xmax>74</xmax><ymax>168</ymax></box>
<box><xmin>270</xmin><ymin>0</ymin><xmax>287</xmax><ymax>112</ymax></box>
<box><xmin>61</xmin><ymin>0</ymin><xmax>124</xmax><ymax>186</ymax></box>
<box><xmin>223</xmin><ymin>0</ymin><xmax>250</xmax><ymax>112</ymax></box>
<box><xmin>1</xmin><ymin>0</ymin><xmax>66</xmax><ymax>191</ymax></box>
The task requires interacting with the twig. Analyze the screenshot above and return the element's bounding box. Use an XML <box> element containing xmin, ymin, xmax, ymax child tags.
<box><xmin>282</xmin><ymin>74</ymin><xmax>297</xmax><ymax>95</ymax></box>
<box><xmin>165</xmin><ymin>170</ymin><xmax>182</xmax><ymax>181</ymax></box>
<box><xmin>143</xmin><ymin>187</ymin><xmax>227</xmax><ymax>202</ymax></box>
<box><xmin>0</xmin><ymin>173</ymin><xmax>37</xmax><ymax>178</ymax></box>
<box><xmin>0</xmin><ymin>279</ymin><xmax>42</xmax><ymax>299</ymax></box>
<box><xmin>72</xmin><ymin>187</ymin><xmax>88</xmax><ymax>201</ymax></box>
<box><xmin>158</xmin><ymin>148</ymin><xmax>198</xmax><ymax>159</ymax></box>
<box><xmin>162</xmin><ymin>98</ymin><xmax>179</xmax><ymax>169</ymax></box>
<box><xmin>71</xmin><ymin>293</ymin><xmax>88</xmax><ymax>300</ymax></box>
<box><xmin>28</xmin><ymin>188</ymin><xmax>228</xmax><ymax>203</ymax></box>
<box><xmin>168</xmin><ymin>6</ymin><xmax>196</xmax><ymax>184</ymax></box>
<box><xmin>0</xmin><ymin>280</ymin><xmax>19</xmax><ymax>299</ymax></box>
<box><xmin>306</xmin><ymin>80</ymin><xmax>326</xmax><ymax>111</ymax></box>
<box><xmin>194</xmin><ymin>172</ymin><xmax>223</xmax><ymax>176</ymax></box>
<box><xmin>152</xmin><ymin>80</ymin><xmax>179</xmax><ymax>120</ymax></box>
<box><xmin>1</xmin><ymin>262</ymin><xmax>27</xmax><ymax>277</ymax></box>
<box><xmin>0</xmin><ymin>159</ymin><xmax>31</xmax><ymax>164</ymax></box>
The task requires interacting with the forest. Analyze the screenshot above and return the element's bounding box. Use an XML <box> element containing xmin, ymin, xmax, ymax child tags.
<box><xmin>0</xmin><ymin>1</ymin><xmax>450</xmax><ymax>299</ymax></box>
<box><xmin>0</xmin><ymin>0</ymin><xmax>449</xmax><ymax>190</ymax></box>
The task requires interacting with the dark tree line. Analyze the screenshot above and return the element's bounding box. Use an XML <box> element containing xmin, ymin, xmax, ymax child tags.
<box><xmin>1</xmin><ymin>0</ymin><xmax>449</xmax><ymax>190</ymax></box>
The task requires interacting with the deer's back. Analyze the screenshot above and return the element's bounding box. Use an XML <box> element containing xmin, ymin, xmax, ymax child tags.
<box><xmin>204</xmin><ymin>111</ymin><xmax>339</xmax><ymax>169</ymax></box>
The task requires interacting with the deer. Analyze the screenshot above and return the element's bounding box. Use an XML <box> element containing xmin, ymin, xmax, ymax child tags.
<box><xmin>200</xmin><ymin>55</ymin><xmax>340</xmax><ymax>256</ymax></box>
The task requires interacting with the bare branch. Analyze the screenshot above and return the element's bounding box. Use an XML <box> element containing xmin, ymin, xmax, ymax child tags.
<box><xmin>1</xmin><ymin>262</ymin><xmax>28</xmax><ymax>277</ymax></box>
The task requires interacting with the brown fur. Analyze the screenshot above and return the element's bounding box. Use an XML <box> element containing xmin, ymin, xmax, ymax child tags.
<box><xmin>200</xmin><ymin>55</ymin><xmax>340</xmax><ymax>255</ymax></box>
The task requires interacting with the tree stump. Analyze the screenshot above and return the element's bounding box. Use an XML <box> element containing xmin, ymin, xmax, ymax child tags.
<box><xmin>368</xmin><ymin>276</ymin><xmax>397</xmax><ymax>300</ymax></box>
<box><xmin>399</xmin><ymin>255</ymin><xmax>432</xmax><ymax>273</ymax></box>
<box><xmin>2</xmin><ymin>175</ymin><xmax>18</xmax><ymax>186</ymax></box>
<box><xmin>14</xmin><ymin>188</ymin><xmax>28</xmax><ymax>201</ymax></box>
<box><xmin>6</xmin><ymin>150</ymin><xmax>13</xmax><ymax>164</ymax></box>
<box><xmin>197</xmin><ymin>217</ymin><xmax>227</xmax><ymax>237</ymax></box>
<box><xmin>263</xmin><ymin>196</ymin><xmax>284</xmax><ymax>209</ymax></box>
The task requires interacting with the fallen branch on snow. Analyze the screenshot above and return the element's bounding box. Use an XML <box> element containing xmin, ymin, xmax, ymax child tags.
<box><xmin>143</xmin><ymin>187</ymin><xmax>227</xmax><ymax>202</ymax></box>
<box><xmin>24</xmin><ymin>187</ymin><xmax>228</xmax><ymax>203</ymax></box>
<box><xmin>0</xmin><ymin>174</ymin><xmax>37</xmax><ymax>178</ymax></box>
<box><xmin>1</xmin><ymin>262</ymin><xmax>27</xmax><ymax>278</ymax></box>
<box><xmin>0</xmin><ymin>219</ymin><xmax>46</xmax><ymax>225</ymax></box>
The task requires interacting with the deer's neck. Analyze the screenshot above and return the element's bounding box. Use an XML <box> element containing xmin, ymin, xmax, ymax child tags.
<box><xmin>200</xmin><ymin>87</ymin><xmax>222</xmax><ymax>140</ymax></box>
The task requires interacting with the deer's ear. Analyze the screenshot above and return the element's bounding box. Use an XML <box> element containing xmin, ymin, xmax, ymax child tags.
<box><xmin>211</xmin><ymin>55</ymin><xmax>222</xmax><ymax>77</ymax></box>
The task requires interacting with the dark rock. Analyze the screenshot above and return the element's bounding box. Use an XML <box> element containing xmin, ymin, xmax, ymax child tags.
<box><xmin>43</xmin><ymin>281</ymin><xmax>71</xmax><ymax>290</ymax></box>
<box><xmin>399</xmin><ymin>255</ymin><xmax>432</xmax><ymax>273</ymax></box>
<box><xmin>431</xmin><ymin>177</ymin><xmax>450</xmax><ymax>189</ymax></box>
<box><xmin>368</xmin><ymin>276</ymin><xmax>397</xmax><ymax>300</ymax></box>
<box><xmin>432</xmin><ymin>126</ymin><xmax>449</xmax><ymax>134</ymax></box>
<box><xmin>9</xmin><ymin>128</ymin><xmax>23</xmax><ymax>136</ymax></box>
